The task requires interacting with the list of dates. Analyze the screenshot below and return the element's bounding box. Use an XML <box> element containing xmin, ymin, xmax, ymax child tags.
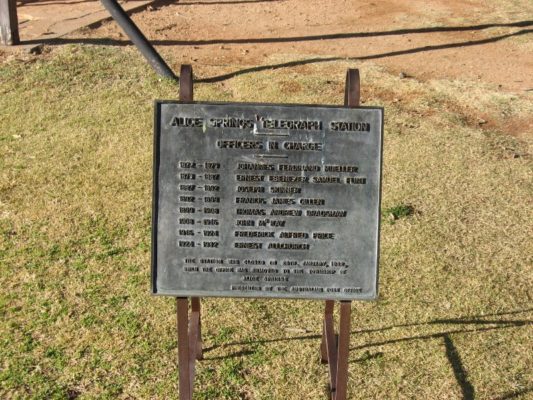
<box><xmin>153</xmin><ymin>102</ymin><xmax>383</xmax><ymax>300</ymax></box>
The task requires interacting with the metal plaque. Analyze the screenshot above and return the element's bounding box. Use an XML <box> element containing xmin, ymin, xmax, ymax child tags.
<box><xmin>152</xmin><ymin>101</ymin><xmax>383</xmax><ymax>300</ymax></box>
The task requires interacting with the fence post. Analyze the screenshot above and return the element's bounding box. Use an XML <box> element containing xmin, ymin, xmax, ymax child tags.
<box><xmin>0</xmin><ymin>0</ymin><xmax>19</xmax><ymax>45</ymax></box>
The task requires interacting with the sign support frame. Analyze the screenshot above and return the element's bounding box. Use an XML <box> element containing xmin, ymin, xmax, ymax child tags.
<box><xmin>174</xmin><ymin>65</ymin><xmax>360</xmax><ymax>400</ymax></box>
<box><xmin>319</xmin><ymin>69</ymin><xmax>359</xmax><ymax>400</ymax></box>
<box><xmin>176</xmin><ymin>65</ymin><xmax>203</xmax><ymax>400</ymax></box>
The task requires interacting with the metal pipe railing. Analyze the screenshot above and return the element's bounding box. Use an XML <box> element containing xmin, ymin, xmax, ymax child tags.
<box><xmin>100</xmin><ymin>0</ymin><xmax>177</xmax><ymax>80</ymax></box>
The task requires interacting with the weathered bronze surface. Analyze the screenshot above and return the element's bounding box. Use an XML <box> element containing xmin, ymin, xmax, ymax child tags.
<box><xmin>153</xmin><ymin>102</ymin><xmax>383</xmax><ymax>300</ymax></box>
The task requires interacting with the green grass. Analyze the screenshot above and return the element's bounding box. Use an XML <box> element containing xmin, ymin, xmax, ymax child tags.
<box><xmin>1</xmin><ymin>45</ymin><xmax>532</xmax><ymax>399</ymax></box>
<box><xmin>383</xmin><ymin>204</ymin><xmax>415</xmax><ymax>224</ymax></box>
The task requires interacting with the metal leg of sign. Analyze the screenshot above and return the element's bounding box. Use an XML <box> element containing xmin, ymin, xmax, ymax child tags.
<box><xmin>191</xmin><ymin>297</ymin><xmax>203</xmax><ymax>360</ymax></box>
<box><xmin>177</xmin><ymin>298</ymin><xmax>192</xmax><ymax>400</ymax></box>
<box><xmin>321</xmin><ymin>67</ymin><xmax>359</xmax><ymax>400</ymax></box>
<box><xmin>336</xmin><ymin>301</ymin><xmax>352</xmax><ymax>400</ymax></box>
<box><xmin>176</xmin><ymin>297</ymin><xmax>203</xmax><ymax>400</ymax></box>
<box><xmin>344</xmin><ymin>68</ymin><xmax>361</xmax><ymax>108</ymax></box>
<box><xmin>177</xmin><ymin>64</ymin><xmax>202</xmax><ymax>362</ymax></box>
<box><xmin>321</xmin><ymin>301</ymin><xmax>352</xmax><ymax>400</ymax></box>
<box><xmin>176</xmin><ymin>65</ymin><xmax>202</xmax><ymax>400</ymax></box>
<box><xmin>321</xmin><ymin>300</ymin><xmax>335</xmax><ymax>364</ymax></box>
<box><xmin>179</xmin><ymin>64</ymin><xmax>194</xmax><ymax>102</ymax></box>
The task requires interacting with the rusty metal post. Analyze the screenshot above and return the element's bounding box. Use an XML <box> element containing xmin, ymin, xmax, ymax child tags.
<box><xmin>175</xmin><ymin>65</ymin><xmax>202</xmax><ymax>400</ymax></box>
<box><xmin>177</xmin><ymin>298</ymin><xmax>192</xmax><ymax>400</ymax></box>
<box><xmin>322</xmin><ymin>300</ymin><xmax>353</xmax><ymax>400</ymax></box>
<box><xmin>324</xmin><ymin>301</ymin><xmax>339</xmax><ymax>396</ymax></box>
<box><xmin>190</xmin><ymin>297</ymin><xmax>203</xmax><ymax>359</ymax></box>
<box><xmin>335</xmin><ymin>301</ymin><xmax>352</xmax><ymax>400</ymax></box>
<box><xmin>344</xmin><ymin>69</ymin><xmax>360</xmax><ymax>108</ymax></box>
<box><xmin>0</xmin><ymin>0</ymin><xmax>19</xmax><ymax>45</ymax></box>
<box><xmin>179</xmin><ymin>64</ymin><xmax>194</xmax><ymax>102</ymax></box>
<box><xmin>320</xmin><ymin>68</ymin><xmax>359</xmax><ymax>400</ymax></box>
<box><xmin>176</xmin><ymin>295</ymin><xmax>201</xmax><ymax>400</ymax></box>
<box><xmin>179</xmin><ymin>64</ymin><xmax>201</xmax><ymax>361</ymax></box>
<box><xmin>321</xmin><ymin>300</ymin><xmax>335</xmax><ymax>363</ymax></box>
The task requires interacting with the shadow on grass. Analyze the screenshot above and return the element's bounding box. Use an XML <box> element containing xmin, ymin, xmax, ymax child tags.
<box><xmin>494</xmin><ymin>387</ymin><xmax>533</xmax><ymax>400</ymax></box>
<box><xmin>443</xmin><ymin>334</ymin><xmax>475</xmax><ymax>400</ymax></box>
<box><xmin>200</xmin><ymin>308</ymin><xmax>531</xmax><ymax>399</ymax></box>
<box><xmin>203</xmin><ymin>349</ymin><xmax>255</xmax><ymax>361</ymax></box>
<box><xmin>203</xmin><ymin>308</ymin><xmax>533</xmax><ymax>353</ymax></box>
<box><xmin>348</xmin><ymin>324</ymin><xmax>529</xmax><ymax>351</ymax></box>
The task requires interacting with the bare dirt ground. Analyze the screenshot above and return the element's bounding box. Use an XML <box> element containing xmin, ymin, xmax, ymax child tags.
<box><xmin>14</xmin><ymin>0</ymin><xmax>152</xmax><ymax>41</ymax></box>
<box><xmin>63</xmin><ymin>0</ymin><xmax>533</xmax><ymax>94</ymax></box>
<box><xmin>16</xmin><ymin>0</ymin><xmax>531</xmax><ymax>136</ymax></box>
<box><xmin>12</xmin><ymin>0</ymin><xmax>532</xmax><ymax>94</ymax></box>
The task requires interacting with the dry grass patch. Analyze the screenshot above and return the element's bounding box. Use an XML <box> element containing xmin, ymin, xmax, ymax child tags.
<box><xmin>1</xmin><ymin>46</ymin><xmax>532</xmax><ymax>399</ymax></box>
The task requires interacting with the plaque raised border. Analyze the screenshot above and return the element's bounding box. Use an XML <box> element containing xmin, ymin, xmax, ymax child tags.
<box><xmin>152</xmin><ymin>100</ymin><xmax>383</xmax><ymax>301</ymax></box>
